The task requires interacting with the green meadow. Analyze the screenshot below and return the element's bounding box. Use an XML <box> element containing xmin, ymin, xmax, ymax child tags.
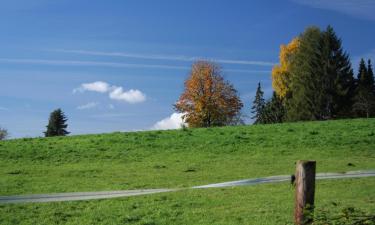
<box><xmin>0</xmin><ymin>118</ymin><xmax>374</xmax><ymax>224</ymax></box>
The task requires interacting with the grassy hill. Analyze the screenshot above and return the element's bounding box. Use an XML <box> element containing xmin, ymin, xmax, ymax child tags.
<box><xmin>0</xmin><ymin>118</ymin><xmax>374</xmax><ymax>224</ymax></box>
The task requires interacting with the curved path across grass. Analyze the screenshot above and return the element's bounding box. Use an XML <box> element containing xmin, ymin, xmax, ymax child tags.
<box><xmin>1</xmin><ymin>170</ymin><xmax>374</xmax><ymax>204</ymax></box>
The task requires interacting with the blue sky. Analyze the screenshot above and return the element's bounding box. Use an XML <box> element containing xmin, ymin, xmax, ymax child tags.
<box><xmin>1</xmin><ymin>0</ymin><xmax>375</xmax><ymax>138</ymax></box>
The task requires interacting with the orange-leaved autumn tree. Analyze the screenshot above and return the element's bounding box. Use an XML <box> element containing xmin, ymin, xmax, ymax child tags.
<box><xmin>272</xmin><ymin>37</ymin><xmax>300</xmax><ymax>99</ymax></box>
<box><xmin>174</xmin><ymin>61</ymin><xmax>243</xmax><ymax>127</ymax></box>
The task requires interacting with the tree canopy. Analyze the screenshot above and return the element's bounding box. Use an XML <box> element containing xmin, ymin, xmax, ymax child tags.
<box><xmin>255</xmin><ymin>25</ymin><xmax>371</xmax><ymax>124</ymax></box>
<box><xmin>286</xmin><ymin>26</ymin><xmax>355</xmax><ymax>121</ymax></box>
<box><xmin>174</xmin><ymin>61</ymin><xmax>243</xmax><ymax>127</ymax></box>
<box><xmin>272</xmin><ymin>37</ymin><xmax>300</xmax><ymax>99</ymax></box>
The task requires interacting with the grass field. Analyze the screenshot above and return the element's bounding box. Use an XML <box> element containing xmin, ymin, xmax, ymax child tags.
<box><xmin>0</xmin><ymin>118</ymin><xmax>374</xmax><ymax>224</ymax></box>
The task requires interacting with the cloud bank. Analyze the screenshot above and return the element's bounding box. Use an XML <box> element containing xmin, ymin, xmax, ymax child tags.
<box><xmin>152</xmin><ymin>113</ymin><xmax>186</xmax><ymax>130</ymax></box>
<box><xmin>74</xmin><ymin>81</ymin><xmax>146</xmax><ymax>104</ymax></box>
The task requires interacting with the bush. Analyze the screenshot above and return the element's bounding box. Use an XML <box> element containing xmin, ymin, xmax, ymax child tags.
<box><xmin>313</xmin><ymin>207</ymin><xmax>375</xmax><ymax>225</ymax></box>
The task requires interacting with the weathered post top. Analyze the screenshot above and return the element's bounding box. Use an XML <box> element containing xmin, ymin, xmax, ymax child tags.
<box><xmin>294</xmin><ymin>160</ymin><xmax>316</xmax><ymax>225</ymax></box>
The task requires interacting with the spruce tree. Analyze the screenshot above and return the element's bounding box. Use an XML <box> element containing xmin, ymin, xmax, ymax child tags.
<box><xmin>262</xmin><ymin>92</ymin><xmax>285</xmax><ymax>124</ymax></box>
<box><xmin>286</xmin><ymin>26</ymin><xmax>355</xmax><ymax>121</ymax></box>
<box><xmin>320</xmin><ymin>26</ymin><xmax>355</xmax><ymax>118</ymax></box>
<box><xmin>357</xmin><ymin>59</ymin><xmax>368</xmax><ymax>83</ymax></box>
<box><xmin>251</xmin><ymin>82</ymin><xmax>265</xmax><ymax>124</ymax></box>
<box><xmin>366</xmin><ymin>59</ymin><xmax>375</xmax><ymax>92</ymax></box>
<box><xmin>44</xmin><ymin>109</ymin><xmax>70</xmax><ymax>137</ymax></box>
<box><xmin>353</xmin><ymin>59</ymin><xmax>375</xmax><ymax>117</ymax></box>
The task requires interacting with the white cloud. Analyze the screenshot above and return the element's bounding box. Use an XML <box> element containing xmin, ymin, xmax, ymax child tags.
<box><xmin>291</xmin><ymin>0</ymin><xmax>375</xmax><ymax>21</ymax></box>
<box><xmin>73</xmin><ymin>81</ymin><xmax>146</xmax><ymax>104</ymax></box>
<box><xmin>82</xmin><ymin>81</ymin><xmax>110</xmax><ymax>93</ymax></box>
<box><xmin>74</xmin><ymin>81</ymin><xmax>110</xmax><ymax>93</ymax></box>
<box><xmin>152</xmin><ymin>113</ymin><xmax>186</xmax><ymax>130</ymax></box>
<box><xmin>77</xmin><ymin>102</ymin><xmax>99</xmax><ymax>110</ymax></box>
<box><xmin>109</xmin><ymin>87</ymin><xmax>146</xmax><ymax>104</ymax></box>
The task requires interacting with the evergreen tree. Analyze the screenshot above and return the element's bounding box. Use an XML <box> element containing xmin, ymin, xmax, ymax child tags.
<box><xmin>320</xmin><ymin>26</ymin><xmax>355</xmax><ymax>118</ymax></box>
<box><xmin>286</xmin><ymin>26</ymin><xmax>355</xmax><ymax>121</ymax></box>
<box><xmin>262</xmin><ymin>92</ymin><xmax>285</xmax><ymax>124</ymax></box>
<box><xmin>366</xmin><ymin>59</ymin><xmax>375</xmax><ymax>93</ymax></box>
<box><xmin>357</xmin><ymin>59</ymin><xmax>368</xmax><ymax>83</ymax></box>
<box><xmin>44</xmin><ymin>109</ymin><xmax>70</xmax><ymax>137</ymax></box>
<box><xmin>251</xmin><ymin>82</ymin><xmax>265</xmax><ymax>124</ymax></box>
<box><xmin>353</xmin><ymin>59</ymin><xmax>375</xmax><ymax>118</ymax></box>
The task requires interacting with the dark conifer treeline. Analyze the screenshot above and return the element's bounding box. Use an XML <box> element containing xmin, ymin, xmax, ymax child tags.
<box><xmin>253</xmin><ymin>26</ymin><xmax>375</xmax><ymax>124</ymax></box>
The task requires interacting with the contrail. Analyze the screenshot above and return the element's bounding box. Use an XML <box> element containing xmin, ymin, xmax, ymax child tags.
<box><xmin>0</xmin><ymin>58</ymin><xmax>271</xmax><ymax>74</ymax></box>
<box><xmin>53</xmin><ymin>49</ymin><xmax>276</xmax><ymax>66</ymax></box>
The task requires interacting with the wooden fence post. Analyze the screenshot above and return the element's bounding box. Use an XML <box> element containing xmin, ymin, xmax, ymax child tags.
<box><xmin>294</xmin><ymin>160</ymin><xmax>316</xmax><ymax>225</ymax></box>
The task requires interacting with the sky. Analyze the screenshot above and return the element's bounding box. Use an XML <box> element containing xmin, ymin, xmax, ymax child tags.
<box><xmin>1</xmin><ymin>0</ymin><xmax>375</xmax><ymax>138</ymax></box>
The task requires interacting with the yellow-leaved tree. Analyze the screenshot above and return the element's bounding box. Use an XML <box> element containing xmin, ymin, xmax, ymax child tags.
<box><xmin>174</xmin><ymin>61</ymin><xmax>243</xmax><ymax>127</ymax></box>
<box><xmin>272</xmin><ymin>37</ymin><xmax>300</xmax><ymax>99</ymax></box>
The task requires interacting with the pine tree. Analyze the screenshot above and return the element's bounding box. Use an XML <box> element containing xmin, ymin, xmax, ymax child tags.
<box><xmin>44</xmin><ymin>109</ymin><xmax>70</xmax><ymax>137</ymax></box>
<box><xmin>353</xmin><ymin>59</ymin><xmax>375</xmax><ymax>118</ymax></box>
<box><xmin>366</xmin><ymin>59</ymin><xmax>375</xmax><ymax>93</ymax></box>
<box><xmin>262</xmin><ymin>92</ymin><xmax>285</xmax><ymax>124</ymax></box>
<box><xmin>251</xmin><ymin>82</ymin><xmax>265</xmax><ymax>124</ymax></box>
<box><xmin>286</xmin><ymin>26</ymin><xmax>355</xmax><ymax>121</ymax></box>
<box><xmin>320</xmin><ymin>26</ymin><xmax>355</xmax><ymax>118</ymax></box>
<box><xmin>357</xmin><ymin>59</ymin><xmax>368</xmax><ymax>83</ymax></box>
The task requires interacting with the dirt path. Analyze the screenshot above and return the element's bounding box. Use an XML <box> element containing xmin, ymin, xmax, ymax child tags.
<box><xmin>1</xmin><ymin>170</ymin><xmax>374</xmax><ymax>204</ymax></box>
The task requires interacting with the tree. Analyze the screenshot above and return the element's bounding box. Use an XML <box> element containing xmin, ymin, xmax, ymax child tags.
<box><xmin>357</xmin><ymin>59</ymin><xmax>374</xmax><ymax>90</ymax></box>
<box><xmin>358</xmin><ymin>59</ymin><xmax>375</xmax><ymax>92</ymax></box>
<box><xmin>44</xmin><ymin>109</ymin><xmax>70</xmax><ymax>137</ymax></box>
<box><xmin>174</xmin><ymin>61</ymin><xmax>243</xmax><ymax>127</ymax></box>
<box><xmin>368</xmin><ymin>59</ymin><xmax>375</xmax><ymax>94</ymax></box>
<box><xmin>353</xmin><ymin>89</ymin><xmax>375</xmax><ymax>118</ymax></box>
<box><xmin>353</xmin><ymin>59</ymin><xmax>375</xmax><ymax>118</ymax></box>
<box><xmin>0</xmin><ymin>127</ymin><xmax>8</xmax><ymax>140</ymax></box>
<box><xmin>319</xmin><ymin>25</ymin><xmax>355</xmax><ymax>118</ymax></box>
<box><xmin>272</xmin><ymin>37</ymin><xmax>300</xmax><ymax>99</ymax></box>
<box><xmin>287</xmin><ymin>26</ymin><xmax>324</xmax><ymax>121</ymax></box>
<box><xmin>251</xmin><ymin>82</ymin><xmax>266</xmax><ymax>124</ymax></box>
<box><xmin>285</xmin><ymin>25</ymin><xmax>355</xmax><ymax>121</ymax></box>
<box><xmin>262</xmin><ymin>92</ymin><xmax>285</xmax><ymax>124</ymax></box>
